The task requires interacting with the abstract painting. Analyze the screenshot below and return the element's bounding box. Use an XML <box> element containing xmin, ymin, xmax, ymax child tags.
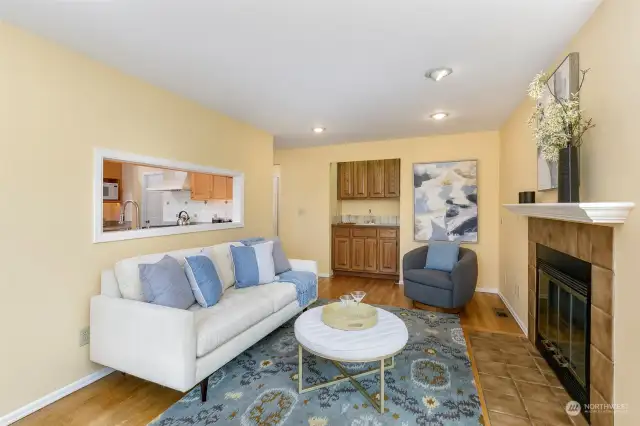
<box><xmin>414</xmin><ymin>160</ymin><xmax>478</xmax><ymax>243</ymax></box>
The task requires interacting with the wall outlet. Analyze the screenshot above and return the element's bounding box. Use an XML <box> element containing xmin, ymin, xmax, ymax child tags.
<box><xmin>79</xmin><ymin>326</ymin><xmax>90</xmax><ymax>347</ymax></box>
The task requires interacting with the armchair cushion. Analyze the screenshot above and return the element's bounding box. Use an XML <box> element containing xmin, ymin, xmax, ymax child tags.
<box><xmin>404</xmin><ymin>268</ymin><xmax>453</xmax><ymax>290</ymax></box>
<box><xmin>425</xmin><ymin>240</ymin><xmax>460</xmax><ymax>272</ymax></box>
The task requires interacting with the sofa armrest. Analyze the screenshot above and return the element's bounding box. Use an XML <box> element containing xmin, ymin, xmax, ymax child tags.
<box><xmin>289</xmin><ymin>259</ymin><xmax>318</xmax><ymax>276</ymax></box>
<box><xmin>90</xmin><ymin>295</ymin><xmax>196</xmax><ymax>391</ymax></box>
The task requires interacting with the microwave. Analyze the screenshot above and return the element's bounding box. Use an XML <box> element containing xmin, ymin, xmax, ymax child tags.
<box><xmin>103</xmin><ymin>182</ymin><xmax>119</xmax><ymax>201</ymax></box>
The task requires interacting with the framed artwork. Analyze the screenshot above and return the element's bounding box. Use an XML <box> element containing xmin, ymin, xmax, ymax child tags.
<box><xmin>537</xmin><ymin>52</ymin><xmax>580</xmax><ymax>191</ymax></box>
<box><xmin>413</xmin><ymin>160</ymin><xmax>478</xmax><ymax>243</ymax></box>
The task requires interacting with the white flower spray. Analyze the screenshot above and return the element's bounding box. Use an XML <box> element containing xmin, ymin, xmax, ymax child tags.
<box><xmin>527</xmin><ymin>69</ymin><xmax>595</xmax><ymax>162</ymax></box>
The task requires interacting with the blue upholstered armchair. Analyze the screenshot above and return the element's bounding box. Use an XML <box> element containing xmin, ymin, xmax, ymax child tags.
<box><xmin>403</xmin><ymin>245</ymin><xmax>478</xmax><ymax>309</ymax></box>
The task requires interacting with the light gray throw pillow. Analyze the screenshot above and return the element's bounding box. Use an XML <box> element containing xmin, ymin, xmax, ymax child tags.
<box><xmin>139</xmin><ymin>255</ymin><xmax>195</xmax><ymax>309</ymax></box>
<box><xmin>242</xmin><ymin>237</ymin><xmax>291</xmax><ymax>275</ymax></box>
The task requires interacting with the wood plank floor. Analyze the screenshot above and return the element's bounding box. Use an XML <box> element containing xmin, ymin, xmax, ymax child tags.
<box><xmin>15</xmin><ymin>276</ymin><xmax>523</xmax><ymax>426</ymax></box>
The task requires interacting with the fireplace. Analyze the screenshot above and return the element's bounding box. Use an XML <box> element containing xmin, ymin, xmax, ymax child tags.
<box><xmin>536</xmin><ymin>244</ymin><xmax>591</xmax><ymax>417</ymax></box>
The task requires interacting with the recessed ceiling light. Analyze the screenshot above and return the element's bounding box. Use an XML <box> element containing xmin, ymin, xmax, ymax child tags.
<box><xmin>425</xmin><ymin>67</ymin><xmax>453</xmax><ymax>82</ymax></box>
<box><xmin>312</xmin><ymin>127</ymin><xmax>325</xmax><ymax>134</ymax></box>
<box><xmin>430</xmin><ymin>112</ymin><xmax>449</xmax><ymax>120</ymax></box>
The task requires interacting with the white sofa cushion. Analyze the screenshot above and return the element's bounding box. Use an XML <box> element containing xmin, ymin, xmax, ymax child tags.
<box><xmin>114</xmin><ymin>247</ymin><xmax>205</xmax><ymax>301</ymax></box>
<box><xmin>189</xmin><ymin>282</ymin><xmax>297</xmax><ymax>357</ymax></box>
<box><xmin>205</xmin><ymin>242</ymin><xmax>242</xmax><ymax>291</ymax></box>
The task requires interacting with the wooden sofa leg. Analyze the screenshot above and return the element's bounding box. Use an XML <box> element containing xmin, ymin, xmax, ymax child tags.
<box><xmin>200</xmin><ymin>376</ymin><xmax>209</xmax><ymax>402</ymax></box>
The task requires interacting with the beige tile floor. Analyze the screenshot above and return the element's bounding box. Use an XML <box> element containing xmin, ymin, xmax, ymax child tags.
<box><xmin>467</xmin><ymin>331</ymin><xmax>588</xmax><ymax>426</ymax></box>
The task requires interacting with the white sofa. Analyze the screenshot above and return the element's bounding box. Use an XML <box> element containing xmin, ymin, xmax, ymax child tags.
<box><xmin>90</xmin><ymin>241</ymin><xmax>317</xmax><ymax>400</ymax></box>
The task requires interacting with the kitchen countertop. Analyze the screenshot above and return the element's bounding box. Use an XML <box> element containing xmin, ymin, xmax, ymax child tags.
<box><xmin>103</xmin><ymin>221</ymin><xmax>220</xmax><ymax>232</ymax></box>
<box><xmin>332</xmin><ymin>223</ymin><xmax>399</xmax><ymax>228</ymax></box>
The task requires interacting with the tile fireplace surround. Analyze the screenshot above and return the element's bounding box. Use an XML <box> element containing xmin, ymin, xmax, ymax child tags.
<box><xmin>528</xmin><ymin>218</ymin><xmax>614</xmax><ymax>426</ymax></box>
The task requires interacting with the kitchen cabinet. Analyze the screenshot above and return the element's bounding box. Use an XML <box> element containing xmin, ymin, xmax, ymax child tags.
<box><xmin>353</xmin><ymin>161</ymin><xmax>368</xmax><ymax>198</ymax></box>
<box><xmin>367</xmin><ymin>160</ymin><xmax>385</xmax><ymax>198</ymax></box>
<box><xmin>190</xmin><ymin>173</ymin><xmax>233</xmax><ymax>201</ymax></box>
<box><xmin>331</xmin><ymin>225</ymin><xmax>399</xmax><ymax>278</ymax></box>
<box><xmin>384</xmin><ymin>159</ymin><xmax>401</xmax><ymax>198</ymax></box>
<box><xmin>333</xmin><ymin>236</ymin><xmax>350</xmax><ymax>270</ymax></box>
<box><xmin>338</xmin><ymin>162</ymin><xmax>353</xmax><ymax>199</ymax></box>
<box><xmin>337</xmin><ymin>158</ymin><xmax>400</xmax><ymax>200</ymax></box>
<box><xmin>378</xmin><ymin>239</ymin><xmax>398</xmax><ymax>274</ymax></box>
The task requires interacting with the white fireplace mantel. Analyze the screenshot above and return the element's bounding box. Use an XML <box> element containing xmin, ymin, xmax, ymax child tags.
<box><xmin>503</xmin><ymin>202</ymin><xmax>635</xmax><ymax>225</ymax></box>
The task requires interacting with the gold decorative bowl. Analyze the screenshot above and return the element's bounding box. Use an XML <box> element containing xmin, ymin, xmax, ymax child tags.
<box><xmin>321</xmin><ymin>302</ymin><xmax>378</xmax><ymax>331</ymax></box>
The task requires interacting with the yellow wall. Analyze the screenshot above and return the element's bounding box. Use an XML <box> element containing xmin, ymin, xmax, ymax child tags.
<box><xmin>499</xmin><ymin>0</ymin><xmax>640</xmax><ymax>423</ymax></box>
<box><xmin>0</xmin><ymin>23</ymin><xmax>273</xmax><ymax>417</ymax></box>
<box><xmin>275</xmin><ymin>131</ymin><xmax>500</xmax><ymax>291</ymax></box>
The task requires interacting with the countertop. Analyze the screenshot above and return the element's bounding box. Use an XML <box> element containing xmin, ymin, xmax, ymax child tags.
<box><xmin>332</xmin><ymin>223</ymin><xmax>399</xmax><ymax>228</ymax></box>
<box><xmin>103</xmin><ymin>221</ymin><xmax>219</xmax><ymax>232</ymax></box>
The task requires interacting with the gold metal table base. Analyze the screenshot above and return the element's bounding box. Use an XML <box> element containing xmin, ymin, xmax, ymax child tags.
<box><xmin>297</xmin><ymin>344</ymin><xmax>395</xmax><ymax>413</ymax></box>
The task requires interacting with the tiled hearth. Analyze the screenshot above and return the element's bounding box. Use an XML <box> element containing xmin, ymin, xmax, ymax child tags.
<box><xmin>468</xmin><ymin>330</ymin><xmax>585</xmax><ymax>425</ymax></box>
<box><xmin>528</xmin><ymin>218</ymin><xmax>614</xmax><ymax>426</ymax></box>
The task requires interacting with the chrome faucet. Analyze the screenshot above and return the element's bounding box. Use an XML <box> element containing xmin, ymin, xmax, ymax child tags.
<box><xmin>119</xmin><ymin>200</ymin><xmax>140</xmax><ymax>229</ymax></box>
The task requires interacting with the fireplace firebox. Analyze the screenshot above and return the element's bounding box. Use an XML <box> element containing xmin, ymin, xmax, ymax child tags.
<box><xmin>536</xmin><ymin>244</ymin><xmax>591</xmax><ymax>420</ymax></box>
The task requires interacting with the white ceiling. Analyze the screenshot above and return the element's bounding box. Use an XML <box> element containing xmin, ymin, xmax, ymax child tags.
<box><xmin>0</xmin><ymin>0</ymin><xmax>601</xmax><ymax>148</ymax></box>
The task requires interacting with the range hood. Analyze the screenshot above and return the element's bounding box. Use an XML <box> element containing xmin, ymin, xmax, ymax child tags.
<box><xmin>146</xmin><ymin>171</ymin><xmax>191</xmax><ymax>192</ymax></box>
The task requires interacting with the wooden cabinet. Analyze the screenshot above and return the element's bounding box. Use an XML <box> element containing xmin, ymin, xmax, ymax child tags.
<box><xmin>364</xmin><ymin>238</ymin><xmax>378</xmax><ymax>272</ymax></box>
<box><xmin>384</xmin><ymin>159</ymin><xmax>400</xmax><ymax>198</ymax></box>
<box><xmin>351</xmin><ymin>238</ymin><xmax>365</xmax><ymax>271</ymax></box>
<box><xmin>338</xmin><ymin>162</ymin><xmax>353</xmax><ymax>199</ymax></box>
<box><xmin>337</xmin><ymin>158</ymin><xmax>399</xmax><ymax>199</ymax></box>
<box><xmin>190</xmin><ymin>173</ymin><xmax>233</xmax><ymax>200</ymax></box>
<box><xmin>190</xmin><ymin>173</ymin><xmax>213</xmax><ymax>200</ymax></box>
<box><xmin>378</xmin><ymin>239</ymin><xmax>398</xmax><ymax>274</ymax></box>
<box><xmin>333</xmin><ymin>237</ymin><xmax>350</xmax><ymax>270</ymax></box>
<box><xmin>367</xmin><ymin>160</ymin><xmax>385</xmax><ymax>198</ymax></box>
<box><xmin>353</xmin><ymin>161</ymin><xmax>368</xmax><ymax>198</ymax></box>
<box><xmin>226</xmin><ymin>177</ymin><xmax>233</xmax><ymax>199</ymax></box>
<box><xmin>332</xmin><ymin>225</ymin><xmax>399</xmax><ymax>278</ymax></box>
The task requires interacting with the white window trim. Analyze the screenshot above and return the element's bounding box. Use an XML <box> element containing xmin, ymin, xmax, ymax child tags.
<box><xmin>94</xmin><ymin>148</ymin><xmax>244</xmax><ymax>243</ymax></box>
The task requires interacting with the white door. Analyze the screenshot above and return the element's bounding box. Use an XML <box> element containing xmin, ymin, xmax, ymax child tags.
<box><xmin>142</xmin><ymin>173</ymin><xmax>164</xmax><ymax>227</ymax></box>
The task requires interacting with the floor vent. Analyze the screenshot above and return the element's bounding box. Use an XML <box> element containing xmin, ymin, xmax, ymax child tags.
<box><xmin>493</xmin><ymin>308</ymin><xmax>509</xmax><ymax>318</ymax></box>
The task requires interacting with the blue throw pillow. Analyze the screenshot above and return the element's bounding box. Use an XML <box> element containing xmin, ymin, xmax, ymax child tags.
<box><xmin>184</xmin><ymin>255</ymin><xmax>223</xmax><ymax>308</ymax></box>
<box><xmin>425</xmin><ymin>241</ymin><xmax>461</xmax><ymax>273</ymax></box>
<box><xmin>231</xmin><ymin>241</ymin><xmax>275</xmax><ymax>288</ymax></box>
<box><xmin>138</xmin><ymin>255</ymin><xmax>196</xmax><ymax>309</ymax></box>
<box><xmin>242</xmin><ymin>237</ymin><xmax>291</xmax><ymax>275</ymax></box>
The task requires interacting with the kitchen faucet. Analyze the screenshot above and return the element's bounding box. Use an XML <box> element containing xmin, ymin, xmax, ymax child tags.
<box><xmin>119</xmin><ymin>200</ymin><xmax>141</xmax><ymax>229</ymax></box>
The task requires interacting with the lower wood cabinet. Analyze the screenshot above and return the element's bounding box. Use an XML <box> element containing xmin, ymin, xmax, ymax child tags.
<box><xmin>378</xmin><ymin>239</ymin><xmax>398</xmax><ymax>274</ymax></box>
<box><xmin>332</xmin><ymin>225</ymin><xmax>399</xmax><ymax>278</ymax></box>
<box><xmin>333</xmin><ymin>236</ymin><xmax>350</xmax><ymax>270</ymax></box>
<box><xmin>351</xmin><ymin>238</ymin><xmax>365</xmax><ymax>271</ymax></box>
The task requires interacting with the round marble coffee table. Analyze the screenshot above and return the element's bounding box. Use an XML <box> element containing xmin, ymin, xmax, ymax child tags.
<box><xmin>294</xmin><ymin>305</ymin><xmax>409</xmax><ymax>413</ymax></box>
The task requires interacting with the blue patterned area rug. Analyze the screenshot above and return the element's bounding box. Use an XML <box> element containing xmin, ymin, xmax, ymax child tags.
<box><xmin>150</xmin><ymin>302</ymin><xmax>483</xmax><ymax>426</ymax></box>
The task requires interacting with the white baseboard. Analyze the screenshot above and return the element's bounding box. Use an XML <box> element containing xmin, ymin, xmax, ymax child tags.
<box><xmin>318</xmin><ymin>272</ymin><xmax>333</xmax><ymax>278</ymax></box>
<box><xmin>0</xmin><ymin>367</ymin><xmax>114</xmax><ymax>426</ymax></box>
<box><xmin>475</xmin><ymin>287</ymin><xmax>499</xmax><ymax>294</ymax></box>
<box><xmin>498</xmin><ymin>291</ymin><xmax>528</xmax><ymax>336</ymax></box>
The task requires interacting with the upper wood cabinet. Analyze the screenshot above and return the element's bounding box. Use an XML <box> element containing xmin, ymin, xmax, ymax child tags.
<box><xmin>384</xmin><ymin>159</ymin><xmax>400</xmax><ymax>198</ymax></box>
<box><xmin>337</xmin><ymin>158</ymin><xmax>400</xmax><ymax>200</ymax></box>
<box><xmin>190</xmin><ymin>173</ymin><xmax>233</xmax><ymax>201</ymax></box>
<box><xmin>338</xmin><ymin>162</ymin><xmax>353</xmax><ymax>199</ymax></box>
<box><xmin>103</xmin><ymin>160</ymin><xmax>123</xmax><ymax>180</ymax></box>
<box><xmin>353</xmin><ymin>161</ymin><xmax>368</xmax><ymax>198</ymax></box>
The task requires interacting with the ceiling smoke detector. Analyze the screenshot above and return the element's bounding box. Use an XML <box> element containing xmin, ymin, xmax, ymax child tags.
<box><xmin>425</xmin><ymin>67</ymin><xmax>453</xmax><ymax>82</ymax></box>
